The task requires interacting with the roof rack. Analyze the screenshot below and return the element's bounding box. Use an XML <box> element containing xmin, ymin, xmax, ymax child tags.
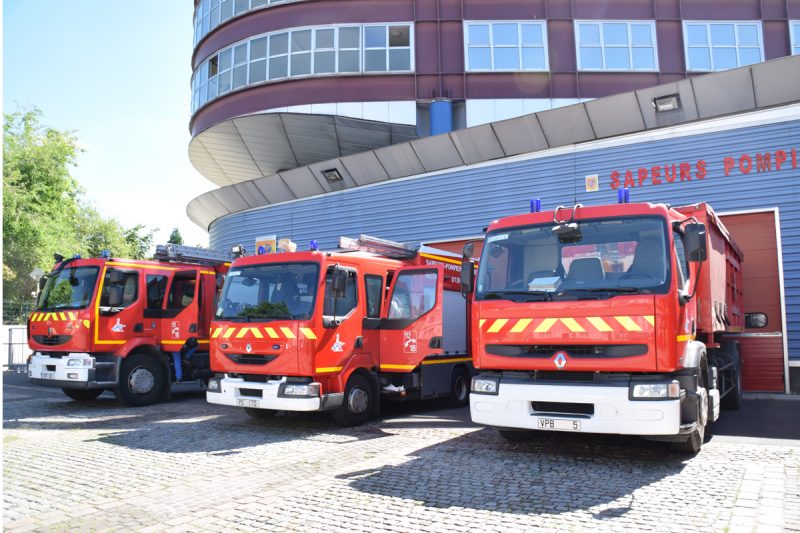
<box><xmin>154</xmin><ymin>244</ymin><xmax>231</xmax><ymax>266</ymax></box>
<box><xmin>338</xmin><ymin>234</ymin><xmax>417</xmax><ymax>260</ymax></box>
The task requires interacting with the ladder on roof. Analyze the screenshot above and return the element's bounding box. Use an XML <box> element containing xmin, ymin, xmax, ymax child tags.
<box><xmin>338</xmin><ymin>234</ymin><xmax>417</xmax><ymax>260</ymax></box>
<box><xmin>154</xmin><ymin>244</ymin><xmax>231</xmax><ymax>266</ymax></box>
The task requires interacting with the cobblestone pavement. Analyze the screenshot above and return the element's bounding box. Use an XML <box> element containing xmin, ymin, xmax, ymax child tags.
<box><xmin>3</xmin><ymin>374</ymin><xmax>799</xmax><ymax>532</ymax></box>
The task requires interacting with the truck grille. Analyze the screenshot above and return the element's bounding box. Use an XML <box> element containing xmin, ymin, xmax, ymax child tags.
<box><xmin>239</xmin><ymin>388</ymin><xmax>262</xmax><ymax>398</ymax></box>
<box><xmin>532</xmin><ymin>401</ymin><xmax>594</xmax><ymax>415</ymax></box>
<box><xmin>486</xmin><ymin>344</ymin><xmax>647</xmax><ymax>358</ymax></box>
<box><xmin>32</xmin><ymin>335</ymin><xmax>72</xmax><ymax>346</ymax></box>
<box><xmin>225</xmin><ymin>354</ymin><xmax>278</xmax><ymax>366</ymax></box>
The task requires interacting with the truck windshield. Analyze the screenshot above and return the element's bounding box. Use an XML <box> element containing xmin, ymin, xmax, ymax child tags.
<box><xmin>476</xmin><ymin>216</ymin><xmax>669</xmax><ymax>300</ymax></box>
<box><xmin>215</xmin><ymin>262</ymin><xmax>319</xmax><ymax>321</ymax></box>
<box><xmin>36</xmin><ymin>266</ymin><xmax>100</xmax><ymax>310</ymax></box>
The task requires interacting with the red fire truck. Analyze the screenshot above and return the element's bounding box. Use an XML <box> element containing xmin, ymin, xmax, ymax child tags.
<box><xmin>27</xmin><ymin>245</ymin><xmax>230</xmax><ymax>406</ymax></box>
<box><xmin>462</xmin><ymin>198</ymin><xmax>759</xmax><ymax>453</ymax></box>
<box><xmin>206</xmin><ymin>235</ymin><xmax>472</xmax><ymax>426</ymax></box>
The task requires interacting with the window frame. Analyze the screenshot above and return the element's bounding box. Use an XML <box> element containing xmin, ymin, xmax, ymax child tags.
<box><xmin>791</xmin><ymin>21</ymin><xmax>800</xmax><ymax>56</ymax></box>
<box><xmin>682</xmin><ymin>20</ymin><xmax>764</xmax><ymax>72</ymax></box>
<box><xmin>194</xmin><ymin>0</ymin><xmax>299</xmax><ymax>46</ymax></box>
<box><xmin>463</xmin><ymin>20</ymin><xmax>550</xmax><ymax>72</ymax></box>
<box><xmin>573</xmin><ymin>20</ymin><xmax>659</xmax><ymax>72</ymax></box>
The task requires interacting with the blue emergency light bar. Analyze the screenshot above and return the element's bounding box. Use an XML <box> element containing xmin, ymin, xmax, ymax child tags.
<box><xmin>99</xmin><ymin>250</ymin><xmax>111</xmax><ymax>259</ymax></box>
<box><xmin>309</xmin><ymin>240</ymin><xmax>319</xmax><ymax>251</ymax></box>
<box><xmin>617</xmin><ymin>188</ymin><xmax>631</xmax><ymax>204</ymax></box>
<box><xmin>530</xmin><ymin>198</ymin><xmax>542</xmax><ymax>213</ymax></box>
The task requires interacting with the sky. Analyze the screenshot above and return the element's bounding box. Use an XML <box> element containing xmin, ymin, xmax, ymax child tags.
<box><xmin>3</xmin><ymin>0</ymin><xmax>214</xmax><ymax>248</ymax></box>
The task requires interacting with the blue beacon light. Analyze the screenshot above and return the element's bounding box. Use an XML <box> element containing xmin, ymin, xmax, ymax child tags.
<box><xmin>530</xmin><ymin>198</ymin><xmax>542</xmax><ymax>213</ymax></box>
<box><xmin>617</xmin><ymin>188</ymin><xmax>631</xmax><ymax>204</ymax></box>
<box><xmin>309</xmin><ymin>240</ymin><xmax>319</xmax><ymax>251</ymax></box>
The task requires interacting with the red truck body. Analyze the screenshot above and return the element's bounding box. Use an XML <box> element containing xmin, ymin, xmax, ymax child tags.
<box><xmin>467</xmin><ymin>201</ymin><xmax>747</xmax><ymax>452</ymax></box>
<box><xmin>27</xmin><ymin>246</ymin><xmax>229</xmax><ymax>405</ymax></box>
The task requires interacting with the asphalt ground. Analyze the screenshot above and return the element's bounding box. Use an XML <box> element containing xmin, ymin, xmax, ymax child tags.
<box><xmin>3</xmin><ymin>370</ymin><xmax>799</xmax><ymax>532</ymax></box>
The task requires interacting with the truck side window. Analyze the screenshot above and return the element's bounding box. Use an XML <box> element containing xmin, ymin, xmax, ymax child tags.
<box><xmin>168</xmin><ymin>271</ymin><xmax>198</xmax><ymax>310</ymax></box>
<box><xmin>364</xmin><ymin>275</ymin><xmax>383</xmax><ymax>318</ymax></box>
<box><xmin>145</xmin><ymin>275</ymin><xmax>168</xmax><ymax>310</ymax></box>
<box><xmin>323</xmin><ymin>268</ymin><xmax>357</xmax><ymax>317</ymax></box>
<box><xmin>674</xmin><ymin>232</ymin><xmax>689</xmax><ymax>286</ymax></box>
<box><xmin>100</xmin><ymin>269</ymin><xmax>139</xmax><ymax>309</ymax></box>
<box><xmin>388</xmin><ymin>270</ymin><xmax>437</xmax><ymax>320</ymax></box>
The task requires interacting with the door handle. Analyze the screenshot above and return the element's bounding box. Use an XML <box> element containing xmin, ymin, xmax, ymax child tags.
<box><xmin>189</xmin><ymin>323</ymin><xmax>197</xmax><ymax>333</ymax></box>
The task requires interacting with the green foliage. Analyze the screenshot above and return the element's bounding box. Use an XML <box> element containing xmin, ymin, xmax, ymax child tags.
<box><xmin>3</xmin><ymin>108</ymin><xmax>158</xmax><ymax>323</ymax></box>
<box><xmin>238</xmin><ymin>301</ymin><xmax>292</xmax><ymax>319</ymax></box>
<box><xmin>168</xmin><ymin>227</ymin><xmax>184</xmax><ymax>245</ymax></box>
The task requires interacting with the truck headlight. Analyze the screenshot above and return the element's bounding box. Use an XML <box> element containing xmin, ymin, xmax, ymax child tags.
<box><xmin>471</xmin><ymin>376</ymin><xmax>499</xmax><ymax>395</ymax></box>
<box><xmin>630</xmin><ymin>381</ymin><xmax>680</xmax><ymax>400</ymax></box>
<box><xmin>207</xmin><ymin>377</ymin><xmax>221</xmax><ymax>392</ymax></box>
<box><xmin>66</xmin><ymin>357</ymin><xmax>94</xmax><ymax>368</ymax></box>
<box><xmin>280</xmin><ymin>383</ymin><xmax>320</xmax><ymax>397</ymax></box>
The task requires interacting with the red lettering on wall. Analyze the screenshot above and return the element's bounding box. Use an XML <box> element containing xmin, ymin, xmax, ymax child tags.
<box><xmin>610</xmin><ymin>170</ymin><xmax>621</xmax><ymax>189</ymax></box>
<box><xmin>638</xmin><ymin>168</ymin><xmax>648</xmax><ymax>186</ymax></box>
<box><xmin>679</xmin><ymin>162</ymin><xmax>691</xmax><ymax>181</ymax></box>
<box><xmin>665</xmin><ymin>164</ymin><xmax>676</xmax><ymax>183</ymax></box>
<box><xmin>756</xmin><ymin>153</ymin><xmax>772</xmax><ymax>172</ymax></box>
<box><xmin>696</xmin><ymin>160</ymin><xmax>707</xmax><ymax>179</ymax></box>
<box><xmin>740</xmin><ymin>155</ymin><xmax>752</xmax><ymax>174</ymax></box>
<box><xmin>776</xmin><ymin>150</ymin><xmax>787</xmax><ymax>170</ymax></box>
<box><xmin>793</xmin><ymin>148</ymin><xmax>797</xmax><ymax>169</ymax></box>
<box><xmin>624</xmin><ymin>170</ymin><xmax>635</xmax><ymax>188</ymax></box>
<box><xmin>723</xmin><ymin>157</ymin><xmax>735</xmax><ymax>176</ymax></box>
<box><xmin>651</xmin><ymin>165</ymin><xmax>662</xmax><ymax>185</ymax></box>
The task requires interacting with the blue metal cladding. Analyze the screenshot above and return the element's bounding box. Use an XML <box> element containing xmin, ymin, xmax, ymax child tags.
<box><xmin>210</xmin><ymin>118</ymin><xmax>800</xmax><ymax>359</ymax></box>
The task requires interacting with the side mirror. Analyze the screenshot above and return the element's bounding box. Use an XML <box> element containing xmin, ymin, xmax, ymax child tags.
<box><xmin>744</xmin><ymin>312</ymin><xmax>768</xmax><ymax>329</ymax></box>
<box><xmin>460</xmin><ymin>260</ymin><xmax>474</xmax><ymax>298</ymax></box>
<box><xmin>107</xmin><ymin>286</ymin><xmax>123</xmax><ymax>307</ymax></box>
<box><xmin>332</xmin><ymin>268</ymin><xmax>348</xmax><ymax>298</ymax></box>
<box><xmin>462</xmin><ymin>242</ymin><xmax>474</xmax><ymax>259</ymax></box>
<box><xmin>684</xmin><ymin>223</ymin><xmax>707</xmax><ymax>262</ymax></box>
<box><xmin>38</xmin><ymin>277</ymin><xmax>48</xmax><ymax>290</ymax></box>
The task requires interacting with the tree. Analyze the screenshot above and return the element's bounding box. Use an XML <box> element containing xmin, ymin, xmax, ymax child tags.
<box><xmin>125</xmin><ymin>224</ymin><xmax>156</xmax><ymax>260</ymax></box>
<box><xmin>168</xmin><ymin>227</ymin><xmax>184</xmax><ymax>245</ymax></box>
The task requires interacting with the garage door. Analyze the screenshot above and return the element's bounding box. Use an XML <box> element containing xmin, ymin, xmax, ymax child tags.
<box><xmin>719</xmin><ymin>209</ymin><xmax>787</xmax><ymax>393</ymax></box>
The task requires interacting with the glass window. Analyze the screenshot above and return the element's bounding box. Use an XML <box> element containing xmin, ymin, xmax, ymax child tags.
<box><xmin>364</xmin><ymin>275</ymin><xmax>383</xmax><ymax>318</ymax></box>
<box><xmin>36</xmin><ymin>266</ymin><xmax>99</xmax><ymax>311</ymax></box>
<box><xmin>684</xmin><ymin>22</ymin><xmax>763</xmax><ymax>71</ymax></box>
<box><xmin>790</xmin><ymin>21</ymin><xmax>800</xmax><ymax>55</ymax></box>
<box><xmin>323</xmin><ymin>268</ymin><xmax>357</xmax><ymax>318</ymax></box>
<box><xmin>673</xmin><ymin>232</ymin><xmax>688</xmax><ymax>287</ymax></box>
<box><xmin>216</xmin><ymin>263</ymin><xmax>319</xmax><ymax>320</ymax></box>
<box><xmin>168</xmin><ymin>271</ymin><xmax>197</xmax><ymax>310</ymax></box>
<box><xmin>575</xmin><ymin>21</ymin><xmax>658</xmax><ymax>71</ymax></box>
<box><xmin>100</xmin><ymin>269</ymin><xmax>139</xmax><ymax>310</ymax></box>
<box><xmin>388</xmin><ymin>270</ymin><xmax>437</xmax><ymax>320</ymax></box>
<box><xmin>465</xmin><ymin>21</ymin><xmax>548</xmax><ymax>71</ymax></box>
<box><xmin>145</xmin><ymin>275</ymin><xmax>168</xmax><ymax>310</ymax></box>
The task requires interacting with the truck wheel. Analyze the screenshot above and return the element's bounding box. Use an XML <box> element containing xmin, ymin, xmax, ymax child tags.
<box><xmin>114</xmin><ymin>353</ymin><xmax>165</xmax><ymax>407</ymax></box>
<box><xmin>332</xmin><ymin>373</ymin><xmax>373</xmax><ymax>427</ymax></box>
<box><xmin>243</xmin><ymin>407</ymin><xmax>276</xmax><ymax>419</ymax></box>
<box><xmin>672</xmin><ymin>381</ymin><xmax>708</xmax><ymax>454</ymax></box>
<box><xmin>446</xmin><ymin>367</ymin><xmax>470</xmax><ymax>408</ymax></box>
<box><xmin>62</xmin><ymin>388</ymin><xmax>104</xmax><ymax>401</ymax></box>
<box><xmin>498</xmin><ymin>429</ymin><xmax>535</xmax><ymax>442</ymax></box>
<box><xmin>721</xmin><ymin>359</ymin><xmax>743</xmax><ymax>410</ymax></box>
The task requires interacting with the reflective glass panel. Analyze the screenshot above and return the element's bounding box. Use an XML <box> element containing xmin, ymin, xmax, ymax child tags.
<box><xmin>291</xmin><ymin>52</ymin><xmax>311</xmax><ymax>75</ymax></box>
<box><xmin>605</xmin><ymin>47</ymin><xmax>630</xmax><ymax>69</ymax></box>
<box><xmin>603</xmin><ymin>23</ymin><xmax>628</xmax><ymax>45</ymax></box>
<box><xmin>316</xmin><ymin>28</ymin><xmax>335</xmax><ymax>49</ymax></box>
<box><xmin>389</xmin><ymin>26</ymin><xmax>410</xmax><ymax>47</ymax></box>
<box><xmin>365</xmin><ymin>49</ymin><xmax>387</xmax><ymax>71</ymax></box>
<box><xmin>468</xmin><ymin>25</ymin><xmax>490</xmax><ymax>45</ymax></box>
<box><xmin>365</xmin><ymin>26</ymin><xmax>386</xmax><ymax>48</ymax></box>
<box><xmin>232</xmin><ymin>65</ymin><xmax>247</xmax><ymax>88</ymax></box>
<box><xmin>579</xmin><ymin>47</ymin><xmax>602</xmax><ymax>69</ymax></box>
<box><xmin>632</xmin><ymin>47</ymin><xmax>655</xmax><ymax>69</ymax></box>
<box><xmin>269</xmin><ymin>55</ymin><xmax>288</xmax><ymax>79</ymax></box>
<box><xmin>738</xmin><ymin>47</ymin><xmax>760</xmax><ymax>66</ymax></box>
<box><xmin>292</xmin><ymin>30</ymin><xmax>312</xmax><ymax>52</ymax></box>
<box><xmin>579</xmin><ymin>24</ymin><xmax>601</xmax><ymax>45</ymax></box>
<box><xmin>314</xmin><ymin>50</ymin><xmax>335</xmax><ymax>73</ymax></box>
<box><xmin>338</xmin><ymin>50</ymin><xmax>359</xmax><ymax>72</ymax></box>
<box><xmin>631</xmin><ymin>24</ymin><xmax>652</xmax><ymax>45</ymax></box>
<box><xmin>251</xmin><ymin>37</ymin><xmax>267</xmax><ymax>59</ymax></box>
<box><xmin>737</xmin><ymin>25</ymin><xmax>759</xmax><ymax>46</ymax></box>
<box><xmin>468</xmin><ymin>47</ymin><xmax>491</xmax><ymax>69</ymax></box>
<box><xmin>249</xmin><ymin>59</ymin><xmax>267</xmax><ymax>82</ymax></box>
<box><xmin>339</xmin><ymin>27</ymin><xmax>360</xmax><ymax>49</ymax></box>
<box><xmin>521</xmin><ymin>47</ymin><xmax>545</xmax><ymax>69</ymax></box>
<box><xmin>271</xmin><ymin>33</ymin><xmax>288</xmax><ymax>55</ymax></box>
<box><xmin>710</xmin><ymin>24</ymin><xmax>735</xmax><ymax>46</ymax></box>
<box><xmin>389</xmin><ymin>49</ymin><xmax>410</xmax><ymax>70</ymax></box>
<box><xmin>688</xmin><ymin>47</ymin><xmax>711</xmax><ymax>70</ymax></box>
<box><xmin>686</xmin><ymin>25</ymin><xmax>708</xmax><ymax>45</ymax></box>
<box><xmin>521</xmin><ymin>24</ymin><xmax>543</xmax><ymax>45</ymax></box>
<box><xmin>712</xmin><ymin>47</ymin><xmax>737</xmax><ymax>69</ymax></box>
<box><xmin>493</xmin><ymin>47</ymin><xmax>519</xmax><ymax>69</ymax></box>
<box><xmin>493</xmin><ymin>23</ymin><xmax>519</xmax><ymax>46</ymax></box>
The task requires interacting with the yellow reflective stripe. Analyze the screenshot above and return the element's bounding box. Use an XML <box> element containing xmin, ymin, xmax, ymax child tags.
<box><xmin>644</xmin><ymin>315</ymin><xmax>655</xmax><ymax>326</ymax></box>
<box><xmin>510</xmin><ymin>318</ymin><xmax>532</xmax><ymax>333</ymax></box>
<box><xmin>67</xmin><ymin>312</ymin><xmax>77</xmax><ymax>320</ymax></box>
<box><xmin>222</xmin><ymin>327</ymin><xmax>236</xmax><ymax>338</ymax></box>
<box><xmin>421</xmin><ymin>357</ymin><xmax>472</xmax><ymax>366</ymax></box>
<box><xmin>280</xmin><ymin>327</ymin><xmax>296</xmax><ymax>339</ymax></box>
<box><xmin>299</xmin><ymin>328</ymin><xmax>317</xmax><ymax>340</ymax></box>
<box><xmin>479</xmin><ymin>319</ymin><xmax>486</xmax><ymax>329</ymax></box>
<box><xmin>316</xmin><ymin>367</ymin><xmax>343</xmax><ymax>373</ymax></box>
<box><xmin>200</xmin><ymin>270</ymin><xmax>215</xmax><ymax>275</ymax></box>
<box><xmin>676</xmin><ymin>334</ymin><xmax>695</xmax><ymax>342</ymax></box>
<box><xmin>615</xmin><ymin>316</ymin><xmax>642</xmax><ymax>332</ymax></box>
<box><xmin>235</xmin><ymin>328</ymin><xmax>250</xmax><ymax>339</ymax></box>
<box><xmin>250</xmin><ymin>328</ymin><xmax>263</xmax><ymax>339</ymax></box>
<box><xmin>58</xmin><ymin>312</ymin><xmax>66</xmax><ymax>321</ymax></box>
<box><xmin>560</xmin><ymin>318</ymin><xmax>585</xmax><ymax>333</ymax></box>
<box><xmin>211</xmin><ymin>327</ymin><xmax>222</xmax><ymax>338</ymax></box>
<box><xmin>487</xmin><ymin>319</ymin><xmax>508</xmax><ymax>333</ymax></box>
<box><xmin>83</xmin><ymin>320</ymin><xmax>90</xmax><ymax>328</ymax></box>
<box><xmin>587</xmin><ymin>316</ymin><xmax>613</xmax><ymax>332</ymax></box>
<box><xmin>380</xmin><ymin>364</ymin><xmax>417</xmax><ymax>370</ymax></box>
<box><xmin>265</xmin><ymin>327</ymin><xmax>279</xmax><ymax>339</ymax></box>
<box><xmin>535</xmin><ymin>318</ymin><xmax>557</xmax><ymax>333</ymax></box>
<box><xmin>30</xmin><ymin>313</ymin><xmax>39</xmax><ymax>321</ymax></box>
<box><xmin>107</xmin><ymin>262</ymin><xmax>178</xmax><ymax>270</ymax></box>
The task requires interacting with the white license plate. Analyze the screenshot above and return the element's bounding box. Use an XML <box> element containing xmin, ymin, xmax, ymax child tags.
<box><xmin>236</xmin><ymin>398</ymin><xmax>259</xmax><ymax>408</ymax></box>
<box><xmin>40</xmin><ymin>372</ymin><xmax>55</xmax><ymax>380</ymax></box>
<box><xmin>537</xmin><ymin>418</ymin><xmax>581</xmax><ymax>431</ymax></box>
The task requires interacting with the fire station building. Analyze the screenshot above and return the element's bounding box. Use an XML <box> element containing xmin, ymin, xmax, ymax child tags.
<box><xmin>187</xmin><ymin>0</ymin><xmax>800</xmax><ymax>392</ymax></box>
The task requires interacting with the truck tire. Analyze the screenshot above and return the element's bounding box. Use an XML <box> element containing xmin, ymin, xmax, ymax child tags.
<box><xmin>243</xmin><ymin>407</ymin><xmax>276</xmax><ymax>419</ymax></box>
<box><xmin>332</xmin><ymin>373</ymin><xmax>373</xmax><ymax>427</ymax></box>
<box><xmin>62</xmin><ymin>388</ymin><xmax>104</xmax><ymax>401</ymax></box>
<box><xmin>498</xmin><ymin>429</ymin><xmax>535</xmax><ymax>442</ymax></box>
<box><xmin>672</xmin><ymin>376</ymin><xmax>709</xmax><ymax>454</ymax></box>
<box><xmin>445</xmin><ymin>367</ymin><xmax>470</xmax><ymax>408</ymax></box>
<box><xmin>114</xmin><ymin>353</ymin><xmax>165</xmax><ymax>407</ymax></box>
<box><xmin>721</xmin><ymin>357</ymin><xmax>743</xmax><ymax>411</ymax></box>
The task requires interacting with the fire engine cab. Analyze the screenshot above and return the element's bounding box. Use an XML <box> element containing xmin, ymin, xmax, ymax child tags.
<box><xmin>27</xmin><ymin>245</ymin><xmax>230</xmax><ymax>406</ymax></box>
<box><xmin>206</xmin><ymin>235</ymin><xmax>472</xmax><ymax>426</ymax></box>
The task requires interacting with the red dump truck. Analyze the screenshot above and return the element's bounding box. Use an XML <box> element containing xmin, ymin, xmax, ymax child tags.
<box><xmin>206</xmin><ymin>235</ymin><xmax>472</xmax><ymax>426</ymax></box>
<box><xmin>27</xmin><ymin>245</ymin><xmax>230</xmax><ymax>406</ymax></box>
<box><xmin>462</xmin><ymin>199</ymin><xmax>758</xmax><ymax>452</ymax></box>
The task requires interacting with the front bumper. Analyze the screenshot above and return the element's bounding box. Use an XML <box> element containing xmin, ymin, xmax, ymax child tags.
<box><xmin>206</xmin><ymin>375</ymin><xmax>343</xmax><ymax>412</ymax></box>
<box><xmin>470</xmin><ymin>381</ymin><xmax>681</xmax><ymax>436</ymax></box>
<box><xmin>28</xmin><ymin>353</ymin><xmax>117</xmax><ymax>389</ymax></box>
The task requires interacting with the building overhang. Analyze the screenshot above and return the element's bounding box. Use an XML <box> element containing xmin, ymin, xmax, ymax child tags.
<box><xmin>187</xmin><ymin>55</ymin><xmax>800</xmax><ymax>230</ymax></box>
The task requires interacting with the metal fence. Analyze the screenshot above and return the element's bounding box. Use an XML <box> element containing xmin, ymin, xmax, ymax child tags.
<box><xmin>2</xmin><ymin>326</ymin><xmax>30</xmax><ymax>370</ymax></box>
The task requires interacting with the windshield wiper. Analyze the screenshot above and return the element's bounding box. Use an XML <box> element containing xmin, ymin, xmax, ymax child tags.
<box><xmin>482</xmin><ymin>291</ymin><xmax>552</xmax><ymax>302</ymax></box>
<box><xmin>234</xmin><ymin>314</ymin><xmax>294</xmax><ymax>322</ymax></box>
<box><xmin>565</xmin><ymin>287</ymin><xmax>648</xmax><ymax>294</ymax></box>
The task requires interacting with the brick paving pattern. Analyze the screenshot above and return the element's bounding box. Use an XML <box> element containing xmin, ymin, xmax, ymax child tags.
<box><xmin>3</xmin><ymin>379</ymin><xmax>799</xmax><ymax>532</ymax></box>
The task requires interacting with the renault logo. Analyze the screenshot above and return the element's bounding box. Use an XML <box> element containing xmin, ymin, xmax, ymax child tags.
<box><xmin>245</xmin><ymin>343</ymin><xmax>252</xmax><ymax>354</ymax></box>
<box><xmin>553</xmin><ymin>351</ymin><xmax>567</xmax><ymax>369</ymax></box>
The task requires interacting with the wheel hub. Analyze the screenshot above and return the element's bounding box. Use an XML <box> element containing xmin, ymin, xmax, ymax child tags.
<box><xmin>698</xmin><ymin>386</ymin><xmax>708</xmax><ymax>426</ymax></box>
<box><xmin>347</xmin><ymin>387</ymin><xmax>369</xmax><ymax>414</ymax></box>
<box><xmin>128</xmin><ymin>367</ymin><xmax>155</xmax><ymax>395</ymax></box>
<box><xmin>455</xmin><ymin>376</ymin><xmax>467</xmax><ymax>401</ymax></box>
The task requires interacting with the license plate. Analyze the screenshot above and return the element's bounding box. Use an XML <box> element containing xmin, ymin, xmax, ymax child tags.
<box><xmin>537</xmin><ymin>418</ymin><xmax>581</xmax><ymax>431</ymax></box>
<box><xmin>236</xmin><ymin>398</ymin><xmax>259</xmax><ymax>408</ymax></box>
<box><xmin>40</xmin><ymin>372</ymin><xmax>55</xmax><ymax>380</ymax></box>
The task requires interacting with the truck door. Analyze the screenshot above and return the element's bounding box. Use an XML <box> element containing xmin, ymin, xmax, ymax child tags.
<box><xmin>379</xmin><ymin>266</ymin><xmax>444</xmax><ymax>372</ymax></box>
<box><xmin>96</xmin><ymin>267</ymin><xmax>142</xmax><ymax>347</ymax></box>
<box><xmin>161</xmin><ymin>270</ymin><xmax>200</xmax><ymax>352</ymax></box>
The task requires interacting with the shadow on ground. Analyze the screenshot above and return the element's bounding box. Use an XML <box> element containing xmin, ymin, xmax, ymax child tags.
<box><xmin>711</xmin><ymin>398</ymin><xmax>800</xmax><ymax>440</ymax></box>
